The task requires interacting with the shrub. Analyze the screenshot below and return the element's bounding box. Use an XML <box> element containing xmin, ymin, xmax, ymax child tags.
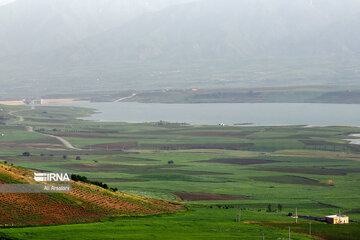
<box><xmin>267</xmin><ymin>204</ymin><xmax>272</xmax><ymax>212</ymax></box>
<box><xmin>72</xmin><ymin>174</ymin><xmax>109</xmax><ymax>190</ymax></box>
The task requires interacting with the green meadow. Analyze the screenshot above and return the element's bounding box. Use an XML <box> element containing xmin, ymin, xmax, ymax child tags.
<box><xmin>0</xmin><ymin>105</ymin><xmax>360</xmax><ymax>239</ymax></box>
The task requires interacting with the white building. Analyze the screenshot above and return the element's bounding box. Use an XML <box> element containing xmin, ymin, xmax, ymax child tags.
<box><xmin>325</xmin><ymin>215</ymin><xmax>349</xmax><ymax>224</ymax></box>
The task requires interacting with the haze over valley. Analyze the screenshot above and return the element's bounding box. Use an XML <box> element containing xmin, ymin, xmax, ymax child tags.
<box><xmin>1</xmin><ymin>2</ymin><xmax>360</xmax><ymax>239</ymax></box>
<box><xmin>1</xmin><ymin>0</ymin><xmax>360</xmax><ymax>98</ymax></box>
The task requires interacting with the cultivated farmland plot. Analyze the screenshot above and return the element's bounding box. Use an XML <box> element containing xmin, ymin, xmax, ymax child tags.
<box><xmin>0</xmin><ymin>105</ymin><xmax>359</xmax><ymax>239</ymax></box>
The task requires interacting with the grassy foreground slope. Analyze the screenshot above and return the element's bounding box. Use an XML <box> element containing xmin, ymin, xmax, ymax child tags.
<box><xmin>1</xmin><ymin>207</ymin><xmax>315</xmax><ymax>240</ymax></box>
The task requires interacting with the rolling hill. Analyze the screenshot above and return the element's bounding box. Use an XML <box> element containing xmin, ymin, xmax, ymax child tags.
<box><xmin>0</xmin><ymin>163</ymin><xmax>183</xmax><ymax>226</ymax></box>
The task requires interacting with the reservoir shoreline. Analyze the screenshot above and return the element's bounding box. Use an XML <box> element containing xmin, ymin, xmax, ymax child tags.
<box><xmin>42</xmin><ymin>102</ymin><xmax>360</xmax><ymax>127</ymax></box>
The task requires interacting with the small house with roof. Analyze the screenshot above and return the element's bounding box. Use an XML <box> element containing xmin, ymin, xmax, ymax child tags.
<box><xmin>325</xmin><ymin>215</ymin><xmax>349</xmax><ymax>224</ymax></box>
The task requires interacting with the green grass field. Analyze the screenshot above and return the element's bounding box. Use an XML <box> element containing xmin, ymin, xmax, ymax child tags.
<box><xmin>0</xmin><ymin>207</ymin><xmax>320</xmax><ymax>240</ymax></box>
<box><xmin>1</xmin><ymin>105</ymin><xmax>360</xmax><ymax>239</ymax></box>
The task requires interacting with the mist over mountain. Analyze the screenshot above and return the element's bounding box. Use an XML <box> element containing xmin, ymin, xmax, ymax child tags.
<box><xmin>1</xmin><ymin>0</ymin><xmax>360</xmax><ymax>97</ymax></box>
<box><xmin>0</xmin><ymin>0</ymin><xmax>195</xmax><ymax>57</ymax></box>
<box><xmin>63</xmin><ymin>0</ymin><xmax>360</xmax><ymax>61</ymax></box>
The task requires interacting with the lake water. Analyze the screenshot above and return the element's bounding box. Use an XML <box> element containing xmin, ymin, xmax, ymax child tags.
<box><xmin>47</xmin><ymin>102</ymin><xmax>360</xmax><ymax>126</ymax></box>
<box><xmin>345</xmin><ymin>134</ymin><xmax>360</xmax><ymax>145</ymax></box>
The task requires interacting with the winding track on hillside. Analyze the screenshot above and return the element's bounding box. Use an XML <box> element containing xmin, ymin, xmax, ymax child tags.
<box><xmin>10</xmin><ymin>107</ymin><xmax>82</xmax><ymax>151</ymax></box>
<box><xmin>8</xmin><ymin>110</ymin><xmax>24</xmax><ymax>123</ymax></box>
<box><xmin>40</xmin><ymin>132</ymin><xmax>83</xmax><ymax>150</ymax></box>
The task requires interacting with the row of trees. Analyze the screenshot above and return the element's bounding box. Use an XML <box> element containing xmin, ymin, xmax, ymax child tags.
<box><xmin>71</xmin><ymin>174</ymin><xmax>118</xmax><ymax>192</ymax></box>
<box><xmin>23</xmin><ymin>152</ymin><xmax>82</xmax><ymax>160</ymax></box>
<box><xmin>208</xmin><ymin>204</ymin><xmax>284</xmax><ymax>212</ymax></box>
<box><xmin>267</xmin><ymin>204</ymin><xmax>283</xmax><ymax>212</ymax></box>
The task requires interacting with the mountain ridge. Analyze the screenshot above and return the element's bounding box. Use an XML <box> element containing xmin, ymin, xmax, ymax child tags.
<box><xmin>1</xmin><ymin>0</ymin><xmax>360</xmax><ymax>97</ymax></box>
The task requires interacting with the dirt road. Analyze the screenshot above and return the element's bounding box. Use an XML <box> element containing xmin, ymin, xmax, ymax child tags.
<box><xmin>11</xmin><ymin>108</ymin><xmax>82</xmax><ymax>151</ymax></box>
<box><xmin>114</xmin><ymin>93</ymin><xmax>137</xmax><ymax>102</ymax></box>
<box><xmin>41</xmin><ymin>133</ymin><xmax>82</xmax><ymax>150</ymax></box>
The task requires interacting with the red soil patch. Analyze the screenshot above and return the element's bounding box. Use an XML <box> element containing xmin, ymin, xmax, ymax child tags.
<box><xmin>174</xmin><ymin>192</ymin><xmax>249</xmax><ymax>201</ymax></box>
<box><xmin>142</xmin><ymin>143</ymin><xmax>254</xmax><ymax>150</ymax></box>
<box><xmin>2</xmin><ymin>156</ymin><xmax>65</xmax><ymax>163</ymax></box>
<box><xmin>0</xmin><ymin>142</ymin><xmax>62</xmax><ymax>148</ymax></box>
<box><xmin>86</xmin><ymin>142</ymin><xmax>138</xmax><ymax>149</ymax></box>
<box><xmin>300</xmin><ymin>140</ymin><xmax>337</xmax><ymax>146</ymax></box>
<box><xmin>176</xmin><ymin>131</ymin><xmax>253</xmax><ymax>137</ymax></box>
<box><xmin>131</xmin><ymin>130</ymin><xmax>253</xmax><ymax>137</ymax></box>
<box><xmin>0</xmin><ymin>163</ymin><xmax>184</xmax><ymax>226</ymax></box>
<box><xmin>82</xmin><ymin>164</ymin><xmax>100</xmax><ymax>168</ymax></box>
<box><xmin>196</xmin><ymin>158</ymin><xmax>279</xmax><ymax>165</ymax></box>
<box><xmin>0</xmin><ymin>184</ymin><xmax>183</xmax><ymax>226</ymax></box>
<box><xmin>0</xmin><ymin>192</ymin><xmax>104</xmax><ymax>226</ymax></box>
<box><xmin>44</xmin><ymin>131</ymin><xmax>113</xmax><ymax>138</ymax></box>
<box><xmin>131</xmin><ymin>130</ymin><xmax>175</xmax><ymax>135</ymax></box>
<box><xmin>70</xmin><ymin>183</ymin><xmax>183</xmax><ymax>216</ymax></box>
<box><xmin>0</xmin><ymin>181</ymin><xmax>183</xmax><ymax>226</ymax></box>
<box><xmin>24</xmin><ymin>118</ymin><xmax>66</xmax><ymax>123</ymax></box>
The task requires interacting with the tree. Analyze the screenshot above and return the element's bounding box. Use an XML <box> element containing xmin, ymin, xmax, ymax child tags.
<box><xmin>71</xmin><ymin>174</ymin><xmax>88</xmax><ymax>182</ymax></box>
<box><xmin>278</xmin><ymin>204</ymin><xmax>283</xmax><ymax>212</ymax></box>
<box><xmin>22</xmin><ymin>152</ymin><xmax>30</xmax><ymax>157</ymax></box>
<box><xmin>267</xmin><ymin>204</ymin><xmax>272</xmax><ymax>212</ymax></box>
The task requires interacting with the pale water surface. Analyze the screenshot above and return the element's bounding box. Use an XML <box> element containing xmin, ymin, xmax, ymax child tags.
<box><xmin>47</xmin><ymin>102</ymin><xmax>360</xmax><ymax>126</ymax></box>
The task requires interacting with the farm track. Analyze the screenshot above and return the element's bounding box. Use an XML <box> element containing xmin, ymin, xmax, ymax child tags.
<box><xmin>114</xmin><ymin>93</ymin><xmax>136</xmax><ymax>102</ymax></box>
<box><xmin>8</xmin><ymin>110</ymin><xmax>24</xmax><ymax>123</ymax></box>
<box><xmin>39</xmin><ymin>132</ymin><xmax>83</xmax><ymax>151</ymax></box>
<box><xmin>9</xmin><ymin>107</ymin><xmax>83</xmax><ymax>151</ymax></box>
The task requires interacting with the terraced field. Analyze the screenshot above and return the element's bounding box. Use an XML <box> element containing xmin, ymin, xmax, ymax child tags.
<box><xmin>0</xmin><ymin>163</ymin><xmax>184</xmax><ymax>226</ymax></box>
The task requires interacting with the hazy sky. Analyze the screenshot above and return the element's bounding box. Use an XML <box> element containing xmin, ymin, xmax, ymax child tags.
<box><xmin>0</xmin><ymin>0</ymin><xmax>16</xmax><ymax>7</ymax></box>
<box><xmin>0</xmin><ymin>0</ymin><xmax>359</xmax><ymax>97</ymax></box>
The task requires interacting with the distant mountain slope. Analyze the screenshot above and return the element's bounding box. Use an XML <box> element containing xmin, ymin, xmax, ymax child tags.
<box><xmin>0</xmin><ymin>163</ymin><xmax>183</xmax><ymax>226</ymax></box>
<box><xmin>1</xmin><ymin>0</ymin><xmax>360</xmax><ymax>97</ymax></box>
<box><xmin>61</xmin><ymin>0</ymin><xmax>360</xmax><ymax>63</ymax></box>
<box><xmin>0</xmin><ymin>0</ymin><xmax>196</xmax><ymax>58</ymax></box>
